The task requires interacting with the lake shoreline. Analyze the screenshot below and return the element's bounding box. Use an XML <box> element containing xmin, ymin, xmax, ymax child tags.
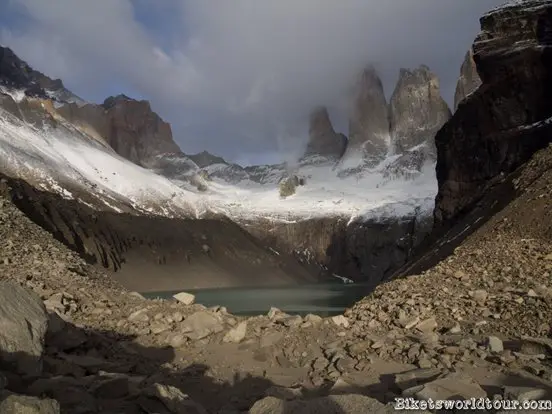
<box><xmin>142</xmin><ymin>282</ymin><xmax>375</xmax><ymax>317</ymax></box>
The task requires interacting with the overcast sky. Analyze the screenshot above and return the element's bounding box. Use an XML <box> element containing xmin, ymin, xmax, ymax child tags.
<box><xmin>0</xmin><ymin>0</ymin><xmax>504</xmax><ymax>166</ymax></box>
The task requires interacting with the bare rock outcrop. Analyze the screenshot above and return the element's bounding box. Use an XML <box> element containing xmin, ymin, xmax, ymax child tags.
<box><xmin>347</xmin><ymin>66</ymin><xmax>389</xmax><ymax>164</ymax></box>
<box><xmin>0</xmin><ymin>280</ymin><xmax>48</xmax><ymax>377</ymax></box>
<box><xmin>453</xmin><ymin>49</ymin><xmax>482</xmax><ymax>111</ymax></box>
<box><xmin>303</xmin><ymin>107</ymin><xmax>347</xmax><ymax>161</ymax></box>
<box><xmin>434</xmin><ymin>0</ymin><xmax>552</xmax><ymax>228</ymax></box>
<box><xmin>389</xmin><ymin>65</ymin><xmax>451</xmax><ymax>156</ymax></box>
<box><xmin>100</xmin><ymin>94</ymin><xmax>181</xmax><ymax>166</ymax></box>
<box><xmin>0</xmin><ymin>46</ymin><xmax>82</xmax><ymax>104</ymax></box>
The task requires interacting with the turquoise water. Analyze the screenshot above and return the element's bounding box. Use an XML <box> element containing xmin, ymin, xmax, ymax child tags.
<box><xmin>143</xmin><ymin>282</ymin><xmax>374</xmax><ymax>316</ymax></box>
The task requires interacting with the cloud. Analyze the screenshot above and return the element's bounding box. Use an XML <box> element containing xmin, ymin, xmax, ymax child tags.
<box><xmin>1</xmin><ymin>0</ymin><xmax>504</xmax><ymax>164</ymax></box>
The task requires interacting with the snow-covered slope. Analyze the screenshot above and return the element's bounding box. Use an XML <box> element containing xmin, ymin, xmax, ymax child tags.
<box><xmin>195</xmin><ymin>154</ymin><xmax>436</xmax><ymax>222</ymax></box>
<box><xmin>0</xmin><ymin>90</ymin><xmax>437</xmax><ymax>224</ymax></box>
<box><xmin>0</xmin><ymin>104</ymin><xmax>207</xmax><ymax>217</ymax></box>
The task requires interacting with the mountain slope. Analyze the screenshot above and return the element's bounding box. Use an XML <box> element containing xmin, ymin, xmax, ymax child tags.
<box><xmin>0</xmin><ymin>97</ymin><xmax>206</xmax><ymax>218</ymax></box>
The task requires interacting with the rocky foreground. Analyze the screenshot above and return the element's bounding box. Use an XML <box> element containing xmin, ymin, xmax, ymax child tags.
<box><xmin>1</xmin><ymin>144</ymin><xmax>552</xmax><ymax>413</ymax></box>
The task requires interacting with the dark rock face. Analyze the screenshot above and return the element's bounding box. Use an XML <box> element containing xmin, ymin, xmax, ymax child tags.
<box><xmin>241</xmin><ymin>211</ymin><xmax>432</xmax><ymax>284</ymax></box>
<box><xmin>188</xmin><ymin>151</ymin><xmax>227</xmax><ymax>168</ymax></box>
<box><xmin>100</xmin><ymin>95</ymin><xmax>181</xmax><ymax>166</ymax></box>
<box><xmin>347</xmin><ymin>66</ymin><xmax>389</xmax><ymax>164</ymax></box>
<box><xmin>0</xmin><ymin>46</ymin><xmax>81</xmax><ymax>103</ymax></box>
<box><xmin>303</xmin><ymin>107</ymin><xmax>347</xmax><ymax>161</ymax></box>
<box><xmin>389</xmin><ymin>66</ymin><xmax>451</xmax><ymax>155</ymax></box>
<box><xmin>453</xmin><ymin>50</ymin><xmax>482</xmax><ymax>111</ymax></box>
<box><xmin>434</xmin><ymin>0</ymin><xmax>552</xmax><ymax>228</ymax></box>
<box><xmin>1</xmin><ymin>173</ymin><xmax>316</xmax><ymax>291</ymax></box>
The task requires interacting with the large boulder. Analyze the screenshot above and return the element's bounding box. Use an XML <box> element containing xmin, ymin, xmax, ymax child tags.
<box><xmin>453</xmin><ymin>49</ymin><xmax>481</xmax><ymax>111</ymax></box>
<box><xmin>347</xmin><ymin>66</ymin><xmax>390</xmax><ymax>165</ymax></box>
<box><xmin>389</xmin><ymin>65</ymin><xmax>451</xmax><ymax>156</ymax></box>
<box><xmin>434</xmin><ymin>0</ymin><xmax>552</xmax><ymax>228</ymax></box>
<box><xmin>303</xmin><ymin>107</ymin><xmax>347</xmax><ymax>161</ymax></box>
<box><xmin>0</xmin><ymin>391</ymin><xmax>60</xmax><ymax>414</ymax></box>
<box><xmin>0</xmin><ymin>281</ymin><xmax>48</xmax><ymax>376</ymax></box>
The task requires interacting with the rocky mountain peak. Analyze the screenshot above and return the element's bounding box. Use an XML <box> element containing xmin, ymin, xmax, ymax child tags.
<box><xmin>101</xmin><ymin>94</ymin><xmax>135</xmax><ymax>109</ymax></box>
<box><xmin>389</xmin><ymin>65</ymin><xmax>451</xmax><ymax>155</ymax></box>
<box><xmin>303</xmin><ymin>106</ymin><xmax>347</xmax><ymax>161</ymax></box>
<box><xmin>188</xmin><ymin>151</ymin><xmax>228</xmax><ymax>168</ymax></box>
<box><xmin>0</xmin><ymin>46</ymin><xmax>82</xmax><ymax>103</ymax></box>
<box><xmin>453</xmin><ymin>50</ymin><xmax>481</xmax><ymax>111</ymax></box>
<box><xmin>347</xmin><ymin>65</ymin><xmax>389</xmax><ymax>164</ymax></box>
<box><xmin>99</xmin><ymin>95</ymin><xmax>181</xmax><ymax>165</ymax></box>
<box><xmin>309</xmin><ymin>106</ymin><xmax>335</xmax><ymax>136</ymax></box>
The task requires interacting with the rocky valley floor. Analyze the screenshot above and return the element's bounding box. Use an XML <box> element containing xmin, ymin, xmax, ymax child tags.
<box><xmin>0</xmin><ymin>149</ymin><xmax>552</xmax><ymax>414</ymax></box>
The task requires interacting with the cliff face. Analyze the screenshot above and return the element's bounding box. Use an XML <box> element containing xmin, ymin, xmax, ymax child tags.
<box><xmin>303</xmin><ymin>106</ymin><xmax>348</xmax><ymax>161</ymax></box>
<box><xmin>100</xmin><ymin>95</ymin><xmax>181</xmax><ymax>166</ymax></box>
<box><xmin>434</xmin><ymin>0</ymin><xmax>552</xmax><ymax>228</ymax></box>
<box><xmin>389</xmin><ymin>66</ymin><xmax>451</xmax><ymax>156</ymax></box>
<box><xmin>453</xmin><ymin>50</ymin><xmax>482</xmax><ymax>111</ymax></box>
<box><xmin>241</xmin><ymin>211</ymin><xmax>433</xmax><ymax>285</ymax></box>
<box><xmin>56</xmin><ymin>95</ymin><xmax>181</xmax><ymax>166</ymax></box>
<box><xmin>347</xmin><ymin>66</ymin><xmax>389</xmax><ymax>164</ymax></box>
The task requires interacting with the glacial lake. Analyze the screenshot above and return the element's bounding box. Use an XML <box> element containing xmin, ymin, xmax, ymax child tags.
<box><xmin>143</xmin><ymin>282</ymin><xmax>375</xmax><ymax>317</ymax></box>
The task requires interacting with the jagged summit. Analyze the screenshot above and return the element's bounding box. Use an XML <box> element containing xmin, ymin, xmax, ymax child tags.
<box><xmin>389</xmin><ymin>65</ymin><xmax>451</xmax><ymax>155</ymax></box>
<box><xmin>102</xmin><ymin>94</ymin><xmax>136</xmax><ymax>109</ymax></box>
<box><xmin>453</xmin><ymin>50</ymin><xmax>481</xmax><ymax>111</ymax></box>
<box><xmin>303</xmin><ymin>106</ymin><xmax>348</xmax><ymax>162</ymax></box>
<box><xmin>347</xmin><ymin>65</ymin><xmax>390</xmax><ymax>165</ymax></box>
<box><xmin>0</xmin><ymin>45</ymin><xmax>84</xmax><ymax>104</ymax></box>
<box><xmin>188</xmin><ymin>150</ymin><xmax>228</xmax><ymax>168</ymax></box>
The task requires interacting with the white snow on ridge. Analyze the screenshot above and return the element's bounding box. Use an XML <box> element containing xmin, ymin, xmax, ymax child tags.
<box><xmin>0</xmin><ymin>102</ymin><xmax>437</xmax><ymax>223</ymax></box>
<box><xmin>194</xmin><ymin>158</ymin><xmax>437</xmax><ymax>222</ymax></box>
<box><xmin>0</xmin><ymin>107</ymin><xmax>207</xmax><ymax>218</ymax></box>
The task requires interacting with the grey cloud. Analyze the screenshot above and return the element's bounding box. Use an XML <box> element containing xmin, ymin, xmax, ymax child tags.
<box><xmin>1</xmin><ymin>0</ymin><xmax>504</xmax><ymax>163</ymax></box>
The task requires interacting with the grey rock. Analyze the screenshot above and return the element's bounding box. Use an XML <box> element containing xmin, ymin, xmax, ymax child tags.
<box><xmin>487</xmin><ymin>336</ymin><xmax>504</xmax><ymax>353</ymax></box>
<box><xmin>405</xmin><ymin>373</ymin><xmax>487</xmax><ymax>401</ymax></box>
<box><xmin>389</xmin><ymin>65</ymin><xmax>451</xmax><ymax>155</ymax></box>
<box><xmin>347</xmin><ymin>66</ymin><xmax>390</xmax><ymax>164</ymax></box>
<box><xmin>503</xmin><ymin>386</ymin><xmax>552</xmax><ymax>401</ymax></box>
<box><xmin>128</xmin><ymin>291</ymin><xmax>145</xmax><ymax>300</ymax></box>
<box><xmin>173</xmin><ymin>292</ymin><xmax>195</xmax><ymax>305</ymax></box>
<box><xmin>472</xmin><ymin>290</ymin><xmax>488</xmax><ymax>305</ymax></box>
<box><xmin>281</xmin><ymin>316</ymin><xmax>303</xmax><ymax>329</ymax></box>
<box><xmin>303</xmin><ymin>107</ymin><xmax>347</xmax><ymax>161</ymax></box>
<box><xmin>223</xmin><ymin>321</ymin><xmax>247</xmax><ymax>343</ymax></box>
<box><xmin>249</xmin><ymin>394</ymin><xmax>399</xmax><ymax>414</ymax></box>
<box><xmin>347</xmin><ymin>341</ymin><xmax>372</xmax><ymax>357</ymax></box>
<box><xmin>331</xmin><ymin>315</ymin><xmax>350</xmax><ymax>328</ymax></box>
<box><xmin>151</xmin><ymin>322</ymin><xmax>171</xmax><ymax>335</ymax></box>
<box><xmin>264</xmin><ymin>385</ymin><xmax>303</xmax><ymax>401</ymax></box>
<box><xmin>128</xmin><ymin>309</ymin><xmax>150</xmax><ymax>323</ymax></box>
<box><xmin>144</xmin><ymin>383</ymin><xmax>207</xmax><ymax>414</ymax></box>
<box><xmin>304</xmin><ymin>314</ymin><xmax>323</xmax><ymax>325</ymax></box>
<box><xmin>0</xmin><ymin>390</ymin><xmax>60</xmax><ymax>414</ymax></box>
<box><xmin>415</xmin><ymin>317</ymin><xmax>438</xmax><ymax>333</ymax></box>
<box><xmin>181</xmin><ymin>311</ymin><xmax>224</xmax><ymax>340</ymax></box>
<box><xmin>453</xmin><ymin>49</ymin><xmax>481</xmax><ymax>111</ymax></box>
<box><xmin>394</xmin><ymin>368</ymin><xmax>443</xmax><ymax>391</ymax></box>
<box><xmin>0</xmin><ymin>281</ymin><xmax>48</xmax><ymax>376</ymax></box>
